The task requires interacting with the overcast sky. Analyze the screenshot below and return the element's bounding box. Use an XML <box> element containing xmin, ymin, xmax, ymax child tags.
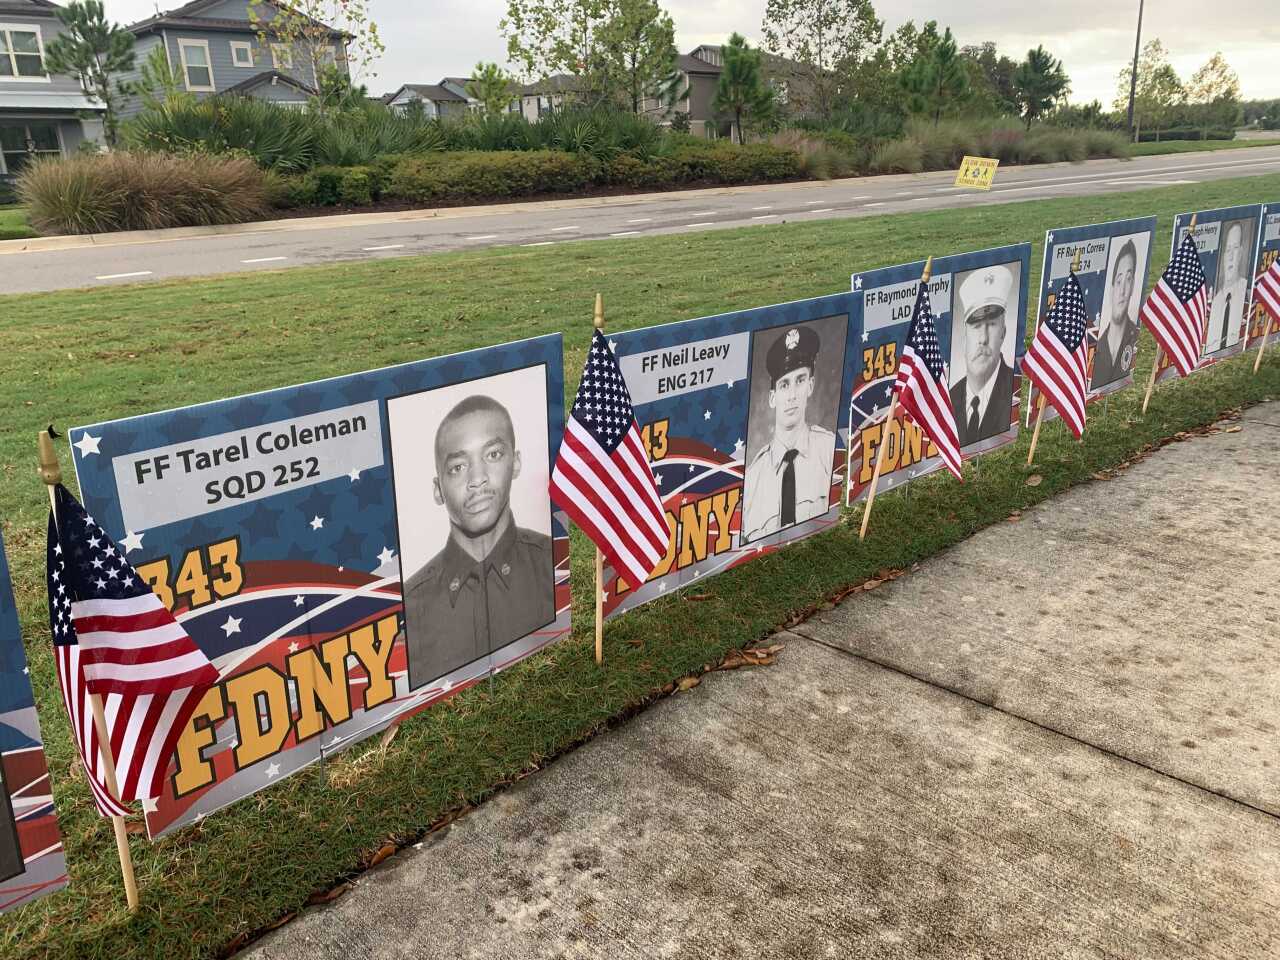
<box><xmin>109</xmin><ymin>0</ymin><xmax>1279</xmax><ymax>105</ymax></box>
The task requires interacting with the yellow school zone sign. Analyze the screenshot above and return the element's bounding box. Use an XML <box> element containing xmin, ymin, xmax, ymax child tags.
<box><xmin>955</xmin><ymin>156</ymin><xmax>1000</xmax><ymax>190</ymax></box>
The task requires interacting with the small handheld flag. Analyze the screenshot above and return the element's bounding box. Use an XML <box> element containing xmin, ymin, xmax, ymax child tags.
<box><xmin>894</xmin><ymin>280</ymin><xmax>964</xmax><ymax>481</ymax></box>
<box><xmin>1255</xmin><ymin>257</ymin><xmax>1280</xmax><ymax>326</ymax></box>
<box><xmin>47</xmin><ymin>484</ymin><xmax>219</xmax><ymax>815</ymax></box>
<box><xmin>550</xmin><ymin>330</ymin><xmax>668</xmax><ymax>595</ymax></box>
<box><xmin>1023</xmin><ymin>270</ymin><xmax>1089</xmax><ymax>440</ymax></box>
<box><xmin>1140</xmin><ymin>230</ymin><xmax>1209</xmax><ymax>379</ymax></box>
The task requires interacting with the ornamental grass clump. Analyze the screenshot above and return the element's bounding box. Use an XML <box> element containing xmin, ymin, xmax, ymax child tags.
<box><xmin>19</xmin><ymin>152</ymin><xmax>267</xmax><ymax>235</ymax></box>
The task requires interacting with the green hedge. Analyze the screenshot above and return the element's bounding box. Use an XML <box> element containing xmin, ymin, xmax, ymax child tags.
<box><xmin>387</xmin><ymin>150</ymin><xmax>595</xmax><ymax>203</ymax></box>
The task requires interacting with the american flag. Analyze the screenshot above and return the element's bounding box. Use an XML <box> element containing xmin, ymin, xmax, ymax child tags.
<box><xmin>1255</xmin><ymin>257</ymin><xmax>1280</xmax><ymax>326</ymax></box>
<box><xmin>1023</xmin><ymin>270</ymin><xmax>1089</xmax><ymax>439</ymax></box>
<box><xmin>47</xmin><ymin>484</ymin><xmax>218</xmax><ymax>817</ymax></box>
<box><xmin>550</xmin><ymin>330</ymin><xmax>668</xmax><ymax>589</ymax></box>
<box><xmin>894</xmin><ymin>282</ymin><xmax>963</xmax><ymax>480</ymax></box>
<box><xmin>1140</xmin><ymin>230</ymin><xmax>1209</xmax><ymax>377</ymax></box>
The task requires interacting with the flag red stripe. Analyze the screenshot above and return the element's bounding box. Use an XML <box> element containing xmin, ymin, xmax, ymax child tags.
<box><xmin>562</xmin><ymin>426</ymin><xmax>666</xmax><ymax>554</ymax></box>
<box><xmin>1023</xmin><ymin>325</ymin><xmax>1086</xmax><ymax>438</ymax></box>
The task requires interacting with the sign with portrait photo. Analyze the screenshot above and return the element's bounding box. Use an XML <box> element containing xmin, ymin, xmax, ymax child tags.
<box><xmin>847</xmin><ymin>244</ymin><xmax>1032</xmax><ymax>503</ymax></box>
<box><xmin>1247</xmin><ymin>201</ymin><xmax>1280</xmax><ymax>346</ymax></box>
<box><xmin>1027</xmin><ymin>218</ymin><xmax>1157</xmax><ymax>427</ymax></box>
<box><xmin>0</xmin><ymin>531</ymin><xmax>67</xmax><ymax>912</ymax></box>
<box><xmin>605</xmin><ymin>294</ymin><xmax>861</xmax><ymax>619</ymax></box>
<box><xmin>1155</xmin><ymin>205</ymin><xmax>1263</xmax><ymax>382</ymax></box>
<box><xmin>70</xmin><ymin>337</ymin><xmax>569</xmax><ymax>837</ymax></box>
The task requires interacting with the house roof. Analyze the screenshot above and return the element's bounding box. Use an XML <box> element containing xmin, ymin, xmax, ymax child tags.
<box><xmin>521</xmin><ymin>74</ymin><xmax>583</xmax><ymax>96</ymax></box>
<box><xmin>677</xmin><ymin>53</ymin><xmax>720</xmax><ymax>76</ymax></box>
<box><xmin>0</xmin><ymin>0</ymin><xmax>60</xmax><ymax>15</ymax></box>
<box><xmin>128</xmin><ymin>0</ymin><xmax>346</xmax><ymax>39</ymax></box>
<box><xmin>388</xmin><ymin>83</ymin><xmax>467</xmax><ymax>103</ymax></box>
<box><xmin>222</xmin><ymin>69</ymin><xmax>316</xmax><ymax>97</ymax></box>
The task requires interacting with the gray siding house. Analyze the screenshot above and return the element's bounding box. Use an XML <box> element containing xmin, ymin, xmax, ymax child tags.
<box><xmin>385</xmin><ymin>82</ymin><xmax>467</xmax><ymax>119</ymax></box>
<box><xmin>0</xmin><ymin>0</ymin><xmax>103</xmax><ymax>179</ymax></box>
<box><xmin>120</xmin><ymin>0</ymin><xmax>349</xmax><ymax>117</ymax></box>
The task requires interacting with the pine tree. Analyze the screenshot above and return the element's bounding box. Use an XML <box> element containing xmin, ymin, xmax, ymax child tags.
<box><xmin>713</xmin><ymin>33</ymin><xmax>774</xmax><ymax>143</ymax></box>
<box><xmin>41</xmin><ymin>0</ymin><xmax>135</xmax><ymax>147</ymax></box>
<box><xmin>900</xmin><ymin>26</ymin><xmax>970</xmax><ymax>127</ymax></box>
<box><xmin>1012</xmin><ymin>45</ymin><xmax>1070</xmax><ymax>130</ymax></box>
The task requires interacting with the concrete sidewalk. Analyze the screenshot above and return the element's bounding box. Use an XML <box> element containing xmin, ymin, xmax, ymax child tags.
<box><xmin>245</xmin><ymin>403</ymin><xmax>1280</xmax><ymax>960</ymax></box>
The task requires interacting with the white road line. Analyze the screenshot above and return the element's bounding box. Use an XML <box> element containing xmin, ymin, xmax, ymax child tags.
<box><xmin>626</xmin><ymin>217</ymin><xmax>653</xmax><ymax>223</ymax></box>
<box><xmin>865</xmin><ymin>202</ymin><xmax>886</xmax><ymax>207</ymax></box>
<box><xmin>550</xmin><ymin>225</ymin><xmax>580</xmax><ymax>231</ymax></box>
<box><xmin>464</xmin><ymin>235</ymin><xmax>498</xmax><ymax>241</ymax></box>
<box><xmin>242</xmin><ymin>256</ymin><xmax>288</xmax><ymax>263</ymax></box>
<box><xmin>1103</xmin><ymin>178</ymin><xmax>1197</xmax><ymax>185</ymax></box>
<box><xmin>850</xmin><ymin>195</ymin><xmax>872</xmax><ymax>200</ymax></box>
<box><xmin>95</xmin><ymin>270</ymin><xmax>152</xmax><ymax>280</ymax></box>
<box><xmin>685</xmin><ymin>222</ymin><xmax>715</xmax><ymax>227</ymax></box>
<box><xmin>752</xmin><ymin>214</ymin><xmax>778</xmax><ymax>220</ymax></box>
<box><xmin>523</xmin><ymin>241</ymin><xmax>556</xmax><ymax>247</ymax></box>
<box><xmin>809</xmin><ymin>208</ymin><xmax>834</xmax><ymax>213</ymax></box>
<box><xmin>687</xmin><ymin>210</ymin><xmax>719</xmax><ymax>216</ymax></box>
<box><xmin>362</xmin><ymin>244</ymin><xmax>404</xmax><ymax>251</ymax></box>
<box><xmin>804</xmin><ymin>200</ymin><xmax>825</xmax><ymax>205</ymax></box>
<box><xmin>751</xmin><ymin>205</ymin><xmax>773</xmax><ymax>210</ymax></box>
<box><xmin>935</xmin><ymin>186</ymin><xmax>965</xmax><ymax>192</ymax></box>
<box><xmin>895</xmin><ymin>190</ymin><xmax>913</xmax><ymax>196</ymax></box>
<box><xmin>610</xmin><ymin>231</ymin><xmax>640</xmax><ymax>237</ymax></box>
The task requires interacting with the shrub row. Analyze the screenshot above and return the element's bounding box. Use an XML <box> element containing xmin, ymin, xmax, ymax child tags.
<box><xmin>869</xmin><ymin>120</ymin><xmax>1130</xmax><ymax>174</ymax></box>
<box><xmin>267</xmin><ymin>144</ymin><xmax>802</xmax><ymax>209</ymax></box>
<box><xmin>18</xmin><ymin>152</ymin><xmax>266</xmax><ymax>235</ymax></box>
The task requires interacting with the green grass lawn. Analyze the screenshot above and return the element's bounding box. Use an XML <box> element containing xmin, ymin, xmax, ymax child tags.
<box><xmin>0</xmin><ymin>205</ymin><xmax>34</xmax><ymax>241</ymax></box>
<box><xmin>1129</xmin><ymin>138</ymin><xmax>1280</xmax><ymax>157</ymax></box>
<box><xmin>1</xmin><ymin>173</ymin><xmax>1279</xmax><ymax>959</ymax></box>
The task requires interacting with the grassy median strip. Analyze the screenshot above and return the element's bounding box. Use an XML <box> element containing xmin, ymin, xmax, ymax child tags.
<box><xmin>1129</xmin><ymin>138</ymin><xmax>1280</xmax><ymax>157</ymax></box>
<box><xmin>0</xmin><ymin>173</ymin><xmax>1277</xmax><ymax>959</ymax></box>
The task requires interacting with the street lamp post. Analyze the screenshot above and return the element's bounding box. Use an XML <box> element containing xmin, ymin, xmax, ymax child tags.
<box><xmin>1126</xmin><ymin>0</ymin><xmax>1144</xmax><ymax>142</ymax></box>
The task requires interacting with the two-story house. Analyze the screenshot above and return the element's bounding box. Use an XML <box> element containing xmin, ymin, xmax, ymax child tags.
<box><xmin>120</xmin><ymin>0</ymin><xmax>349</xmax><ymax>117</ymax></box>
<box><xmin>0</xmin><ymin>0</ymin><xmax>104</xmax><ymax>180</ymax></box>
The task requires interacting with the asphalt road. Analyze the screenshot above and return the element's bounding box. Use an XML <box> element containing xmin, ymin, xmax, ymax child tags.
<box><xmin>4</xmin><ymin>146</ymin><xmax>1280</xmax><ymax>295</ymax></box>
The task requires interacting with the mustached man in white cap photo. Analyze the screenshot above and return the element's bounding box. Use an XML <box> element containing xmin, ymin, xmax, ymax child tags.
<box><xmin>950</xmin><ymin>264</ymin><xmax>1018</xmax><ymax>447</ymax></box>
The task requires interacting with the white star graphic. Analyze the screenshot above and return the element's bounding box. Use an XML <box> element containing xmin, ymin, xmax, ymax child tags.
<box><xmin>287</xmin><ymin>640</ymin><xmax>299</xmax><ymax>653</ymax></box>
<box><xmin>265</xmin><ymin>762</ymin><xmax>281</xmax><ymax>779</ymax></box>
<box><xmin>703</xmin><ymin>410</ymin><xmax>711</xmax><ymax>421</ymax></box>
<box><xmin>73</xmin><ymin>433</ymin><xmax>101</xmax><ymax>457</ymax></box>
<box><xmin>221</xmin><ymin>615</ymin><xmax>242</xmax><ymax>637</ymax></box>
<box><xmin>119</xmin><ymin>530</ymin><xmax>144</xmax><ymax>553</ymax></box>
<box><xmin>733</xmin><ymin>438</ymin><xmax>745</xmax><ymax>459</ymax></box>
<box><xmin>294</xmin><ymin>595</ymin><xmax>305</xmax><ymax>607</ymax></box>
<box><xmin>655</xmin><ymin>472</ymin><xmax>664</xmax><ymax>486</ymax></box>
<box><xmin>659</xmin><ymin>582</ymin><xmax>667</xmax><ymax>592</ymax></box>
<box><xmin>377</xmin><ymin>546</ymin><xmax>396</xmax><ymax>566</ymax></box>
<box><xmin>862</xmin><ymin>330</ymin><xmax>870</xmax><ymax>343</ymax></box>
<box><xmin>93</xmin><ymin>577</ymin><xmax>107</xmax><ymax>590</ymax></box>
<box><xmin>348</xmin><ymin>467</ymin><xmax>361</xmax><ymax>482</ymax></box>
<box><xmin>854</xmin><ymin>276</ymin><xmax>864</xmax><ymax>290</ymax></box>
<box><xmin>609</xmin><ymin>340</ymin><xmax>618</xmax><ymax>352</ymax></box>
<box><xmin>725</xmin><ymin>379</ymin><xmax>735</xmax><ymax>389</ymax></box>
<box><xmin>310</xmin><ymin>515</ymin><xmax>325</xmax><ymax>530</ymax></box>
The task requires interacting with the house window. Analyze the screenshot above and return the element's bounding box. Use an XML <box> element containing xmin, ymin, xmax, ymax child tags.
<box><xmin>0</xmin><ymin>122</ymin><xmax>61</xmax><ymax>176</ymax></box>
<box><xmin>0</xmin><ymin>24</ymin><xmax>47</xmax><ymax>79</ymax></box>
<box><xmin>271</xmin><ymin>44</ymin><xmax>293</xmax><ymax>71</ymax></box>
<box><xmin>230</xmin><ymin>41</ymin><xmax>253</xmax><ymax>68</ymax></box>
<box><xmin>177</xmin><ymin>39</ymin><xmax>214</xmax><ymax>91</ymax></box>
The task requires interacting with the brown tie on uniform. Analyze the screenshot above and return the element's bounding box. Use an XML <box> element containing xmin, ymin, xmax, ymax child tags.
<box><xmin>780</xmin><ymin>449</ymin><xmax>799</xmax><ymax>526</ymax></box>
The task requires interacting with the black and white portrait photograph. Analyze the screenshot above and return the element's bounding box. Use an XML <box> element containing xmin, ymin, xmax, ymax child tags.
<box><xmin>949</xmin><ymin>261</ymin><xmax>1022</xmax><ymax>447</ymax></box>
<box><xmin>1091</xmin><ymin>231</ymin><xmax>1150</xmax><ymax>390</ymax></box>
<box><xmin>387</xmin><ymin>365</ymin><xmax>556</xmax><ymax>692</ymax></box>
<box><xmin>740</xmin><ymin>313</ymin><xmax>847</xmax><ymax>545</ymax></box>
<box><xmin>1205</xmin><ymin>217</ymin><xmax>1255</xmax><ymax>355</ymax></box>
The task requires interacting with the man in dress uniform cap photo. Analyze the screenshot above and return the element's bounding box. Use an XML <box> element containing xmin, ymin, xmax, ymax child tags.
<box><xmin>741</xmin><ymin>324</ymin><xmax>836</xmax><ymax>543</ymax></box>
<box><xmin>1205</xmin><ymin>220</ymin><xmax>1249</xmax><ymax>354</ymax></box>
<box><xmin>402</xmin><ymin>394</ymin><xmax>554</xmax><ymax>691</ymax></box>
<box><xmin>950</xmin><ymin>265</ymin><xmax>1016</xmax><ymax>447</ymax></box>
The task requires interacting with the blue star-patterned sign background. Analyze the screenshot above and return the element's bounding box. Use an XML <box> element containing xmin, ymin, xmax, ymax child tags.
<box><xmin>70</xmin><ymin>336</ymin><xmax>568</xmax><ymax>837</ymax></box>
<box><xmin>847</xmin><ymin>244</ymin><xmax>1032</xmax><ymax>503</ymax></box>
<box><xmin>1028</xmin><ymin>217</ymin><xmax>1158</xmax><ymax>427</ymax></box>
<box><xmin>606</xmin><ymin>292</ymin><xmax>862</xmax><ymax>620</ymax></box>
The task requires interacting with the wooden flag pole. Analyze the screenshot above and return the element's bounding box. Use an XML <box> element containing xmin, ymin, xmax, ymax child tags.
<box><xmin>1025</xmin><ymin>394</ymin><xmax>1048</xmax><ymax>465</ymax></box>
<box><xmin>593</xmin><ymin>293</ymin><xmax>605</xmax><ymax>666</ymax></box>
<box><xmin>1026</xmin><ymin>247</ymin><xmax>1085</xmax><ymax>465</ymax></box>
<box><xmin>1143</xmin><ymin>214</ymin><xmax>1197</xmax><ymax>415</ymax></box>
<box><xmin>1255</xmin><ymin>325</ymin><xmax>1270</xmax><ymax>374</ymax></box>
<box><xmin>859</xmin><ymin>257</ymin><xmax>931</xmax><ymax>541</ymax></box>
<box><xmin>39</xmin><ymin>429</ymin><xmax>140</xmax><ymax>914</ymax></box>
